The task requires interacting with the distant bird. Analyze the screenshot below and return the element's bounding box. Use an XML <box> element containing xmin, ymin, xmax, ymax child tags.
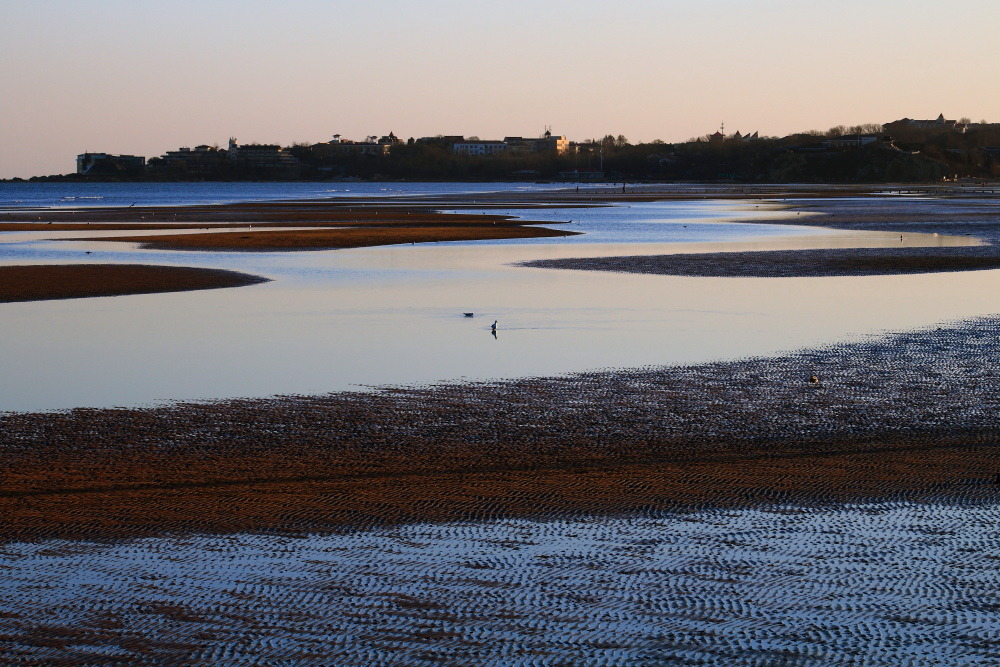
<box><xmin>491</xmin><ymin>320</ymin><xmax>498</xmax><ymax>331</ymax></box>
<box><xmin>463</xmin><ymin>313</ymin><xmax>474</xmax><ymax>318</ymax></box>
<box><xmin>809</xmin><ymin>374</ymin><xmax>819</xmax><ymax>384</ymax></box>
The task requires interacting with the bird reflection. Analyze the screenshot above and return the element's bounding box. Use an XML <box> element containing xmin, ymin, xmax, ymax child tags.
<box><xmin>491</xmin><ymin>328</ymin><xmax>497</xmax><ymax>340</ymax></box>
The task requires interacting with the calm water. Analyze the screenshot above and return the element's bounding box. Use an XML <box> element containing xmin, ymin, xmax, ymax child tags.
<box><xmin>0</xmin><ymin>181</ymin><xmax>587</xmax><ymax>209</ymax></box>
<box><xmin>0</xmin><ymin>186</ymin><xmax>990</xmax><ymax>412</ymax></box>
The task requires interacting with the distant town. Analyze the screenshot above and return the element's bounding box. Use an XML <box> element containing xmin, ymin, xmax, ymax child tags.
<box><xmin>20</xmin><ymin>114</ymin><xmax>1000</xmax><ymax>183</ymax></box>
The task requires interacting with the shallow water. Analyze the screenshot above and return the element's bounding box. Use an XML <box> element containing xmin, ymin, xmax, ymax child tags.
<box><xmin>3</xmin><ymin>189</ymin><xmax>1000</xmax><ymax>664</ymax></box>
<box><xmin>0</xmin><ymin>199</ymin><xmax>992</xmax><ymax>412</ymax></box>
<box><xmin>2</xmin><ymin>494</ymin><xmax>997</xmax><ymax>664</ymax></box>
<box><xmin>0</xmin><ymin>180</ymin><xmax>581</xmax><ymax>209</ymax></box>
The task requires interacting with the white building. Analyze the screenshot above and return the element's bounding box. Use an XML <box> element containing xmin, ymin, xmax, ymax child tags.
<box><xmin>453</xmin><ymin>141</ymin><xmax>508</xmax><ymax>156</ymax></box>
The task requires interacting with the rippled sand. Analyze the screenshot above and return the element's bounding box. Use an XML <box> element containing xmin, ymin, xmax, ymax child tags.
<box><xmin>1</xmin><ymin>492</ymin><xmax>997</xmax><ymax>665</ymax></box>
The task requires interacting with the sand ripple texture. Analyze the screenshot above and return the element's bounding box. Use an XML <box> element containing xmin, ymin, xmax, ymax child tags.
<box><xmin>0</xmin><ymin>495</ymin><xmax>998</xmax><ymax>666</ymax></box>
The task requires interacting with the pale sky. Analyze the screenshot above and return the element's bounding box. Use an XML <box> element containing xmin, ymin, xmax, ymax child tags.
<box><xmin>2</xmin><ymin>0</ymin><xmax>998</xmax><ymax>179</ymax></box>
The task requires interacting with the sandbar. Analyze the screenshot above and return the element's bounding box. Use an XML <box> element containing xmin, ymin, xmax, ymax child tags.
<box><xmin>1</xmin><ymin>316</ymin><xmax>998</xmax><ymax>542</ymax></box>
<box><xmin>0</xmin><ymin>264</ymin><xmax>269</xmax><ymax>303</ymax></box>
<box><xmin>523</xmin><ymin>247</ymin><xmax>1000</xmax><ymax>277</ymax></box>
<box><xmin>103</xmin><ymin>223</ymin><xmax>576</xmax><ymax>251</ymax></box>
<box><xmin>0</xmin><ymin>201</ymin><xmax>578</xmax><ymax>251</ymax></box>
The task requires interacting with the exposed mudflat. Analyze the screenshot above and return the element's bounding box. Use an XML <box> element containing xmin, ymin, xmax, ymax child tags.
<box><xmin>104</xmin><ymin>223</ymin><xmax>576</xmax><ymax>251</ymax></box>
<box><xmin>522</xmin><ymin>246</ymin><xmax>1000</xmax><ymax>277</ymax></box>
<box><xmin>0</xmin><ymin>264</ymin><xmax>268</xmax><ymax>302</ymax></box>
<box><xmin>0</xmin><ymin>493</ymin><xmax>997</xmax><ymax>665</ymax></box>
<box><xmin>521</xmin><ymin>195</ymin><xmax>1000</xmax><ymax>278</ymax></box>
<box><xmin>2</xmin><ymin>316</ymin><xmax>999</xmax><ymax>543</ymax></box>
<box><xmin>0</xmin><ymin>200</ymin><xmax>576</xmax><ymax>252</ymax></box>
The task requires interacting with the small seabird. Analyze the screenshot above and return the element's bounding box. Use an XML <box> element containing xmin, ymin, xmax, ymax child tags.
<box><xmin>491</xmin><ymin>320</ymin><xmax>498</xmax><ymax>331</ymax></box>
<box><xmin>809</xmin><ymin>374</ymin><xmax>819</xmax><ymax>384</ymax></box>
<box><xmin>463</xmin><ymin>313</ymin><xmax>474</xmax><ymax>318</ymax></box>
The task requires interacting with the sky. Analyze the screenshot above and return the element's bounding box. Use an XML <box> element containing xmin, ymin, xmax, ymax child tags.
<box><xmin>2</xmin><ymin>0</ymin><xmax>999</xmax><ymax>179</ymax></box>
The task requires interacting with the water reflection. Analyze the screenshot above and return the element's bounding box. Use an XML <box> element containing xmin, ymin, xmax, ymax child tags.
<box><xmin>0</xmin><ymin>200</ymin><xmax>993</xmax><ymax>412</ymax></box>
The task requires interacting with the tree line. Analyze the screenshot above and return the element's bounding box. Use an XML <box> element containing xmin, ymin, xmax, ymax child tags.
<box><xmin>21</xmin><ymin>124</ymin><xmax>1000</xmax><ymax>183</ymax></box>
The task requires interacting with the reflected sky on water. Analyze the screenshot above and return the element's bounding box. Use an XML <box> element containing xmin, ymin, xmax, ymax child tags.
<box><xmin>0</xmin><ymin>199</ymin><xmax>993</xmax><ymax>412</ymax></box>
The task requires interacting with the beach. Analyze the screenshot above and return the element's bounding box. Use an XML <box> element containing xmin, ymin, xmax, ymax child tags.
<box><xmin>0</xmin><ymin>315</ymin><xmax>998</xmax><ymax>543</ymax></box>
<box><xmin>0</xmin><ymin>264</ymin><xmax>268</xmax><ymax>302</ymax></box>
<box><xmin>1</xmin><ymin>185</ymin><xmax>999</xmax><ymax>663</ymax></box>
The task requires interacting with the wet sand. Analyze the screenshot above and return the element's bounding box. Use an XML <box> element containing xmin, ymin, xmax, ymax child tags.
<box><xmin>523</xmin><ymin>246</ymin><xmax>1000</xmax><ymax>277</ymax></box>
<box><xmin>0</xmin><ymin>202</ymin><xmax>575</xmax><ymax>298</ymax></box>
<box><xmin>1</xmin><ymin>315</ymin><xmax>999</xmax><ymax>542</ymax></box>
<box><xmin>522</xmin><ymin>193</ymin><xmax>1000</xmax><ymax>277</ymax></box>
<box><xmin>0</xmin><ymin>264</ymin><xmax>268</xmax><ymax>303</ymax></box>
<box><xmin>0</xmin><ymin>202</ymin><xmax>576</xmax><ymax>253</ymax></box>
<box><xmin>2</xmin><ymin>189</ymin><xmax>1000</xmax><ymax>541</ymax></box>
<box><xmin>102</xmin><ymin>223</ymin><xmax>576</xmax><ymax>251</ymax></box>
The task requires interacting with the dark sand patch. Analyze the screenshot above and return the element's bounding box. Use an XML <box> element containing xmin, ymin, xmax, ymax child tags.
<box><xmin>0</xmin><ymin>201</ymin><xmax>577</xmax><ymax>250</ymax></box>
<box><xmin>522</xmin><ymin>247</ymin><xmax>1000</xmax><ymax>278</ymax></box>
<box><xmin>0</xmin><ymin>207</ymin><xmax>538</xmax><ymax>228</ymax></box>
<box><xmin>101</xmin><ymin>224</ymin><xmax>577</xmax><ymax>251</ymax></box>
<box><xmin>2</xmin><ymin>316</ymin><xmax>999</xmax><ymax>542</ymax></box>
<box><xmin>0</xmin><ymin>265</ymin><xmax>269</xmax><ymax>303</ymax></box>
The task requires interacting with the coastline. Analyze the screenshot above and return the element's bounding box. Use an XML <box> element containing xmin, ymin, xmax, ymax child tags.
<box><xmin>2</xmin><ymin>185</ymin><xmax>1000</xmax><ymax>661</ymax></box>
<box><xmin>1</xmin><ymin>188</ymin><xmax>999</xmax><ymax>543</ymax></box>
<box><xmin>2</xmin><ymin>315</ymin><xmax>999</xmax><ymax>542</ymax></box>
<box><xmin>522</xmin><ymin>246</ymin><xmax>1000</xmax><ymax>277</ymax></box>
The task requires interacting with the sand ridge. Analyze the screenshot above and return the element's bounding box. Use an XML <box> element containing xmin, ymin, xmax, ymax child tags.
<box><xmin>1</xmin><ymin>316</ymin><xmax>999</xmax><ymax>542</ymax></box>
<box><xmin>0</xmin><ymin>264</ymin><xmax>269</xmax><ymax>303</ymax></box>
